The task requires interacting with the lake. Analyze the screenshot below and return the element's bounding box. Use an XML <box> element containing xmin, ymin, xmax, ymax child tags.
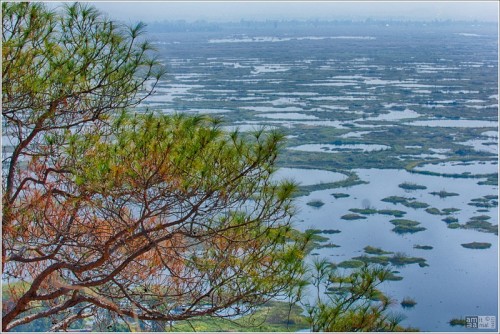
<box><xmin>293</xmin><ymin>168</ymin><xmax>498</xmax><ymax>331</ymax></box>
<box><xmin>142</xmin><ymin>20</ymin><xmax>498</xmax><ymax>331</ymax></box>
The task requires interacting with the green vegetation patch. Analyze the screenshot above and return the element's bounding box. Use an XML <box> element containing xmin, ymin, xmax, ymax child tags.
<box><xmin>364</xmin><ymin>246</ymin><xmax>393</xmax><ymax>255</ymax></box>
<box><xmin>468</xmin><ymin>196</ymin><xmax>498</xmax><ymax>208</ymax></box>
<box><xmin>326</xmin><ymin>285</ymin><xmax>351</xmax><ymax>295</ymax></box>
<box><xmin>402</xmin><ymin>200</ymin><xmax>429</xmax><ymax>209</ymax></box>
<box><xmin>349</xmin><ymin>208</ymin><xmax>378</xmax><ymax>215</ymax></box>
<box><xmin>413</xmin><ymin>244</ymin><xmax>433</xmax><ymax>250</ymax></box>
<box><xmin>294</xmin><ymin>172</ymin><xmax>368</xmax><ymax>197</ymax></box>
<box><xmin>349</xmin><ymin>208</ymin><xmax>406</xmax><ymax>217</ymax></box>
<box><xmin>309</xmin><ymin>234</ymin><xmax>329</xmax><ymax>243</ymax></box>
<box><xmin>385</xmin><ymin>271</ymin><xmax>404</xmax><ymax>281</ymax></box>
<box><xmin>429</xmin><ymin>190</ymin><xmax>459</xmax><ymax>198</ymax></box>
<box><xmin>470</xmin><ymin>215</ymin><xmax>491</xmax><ymax>221</ymax></box>
<box><xmin>478</xmin><ymin>175</ymin><xmax>498</xmax><ymax>186</ymax></box>
<box><xmin>368</xmin><ymin>289</ymin><xmax>388</xmax><ymax>301</ymax></box>
<box><xmin>425</xmin><ymin>207</ymin><xmax>442</xmax><ymax>215</ymax></box>
<box><xmin>425</xmin><ymin>207</ymin><xmax>459</xmax><ymax>215</ymax></box>
<box><xmin>315</xmin><ymin>243</ymin><xmax>341</xmax><ymax>249</ymax></box>
<box><xmin>331</xmin><ymin>192</ymin><xmax>350</xmax><ymax>199</ymax></box>
<box><xmin>377</xmin><ymin>209</ymin><xmax>406</xmax><ymax>217</ymax></box>
<box><xmin>442</xmin><ymin>216</ymin><xmax>459</xmax><ymax>224</ymax></box>
<box><xmin>305</xmin><ymin>229</ymin><xmax>341</xmax><ymax>235</ymax></box>
<box><xmin>390</xmin><ymin>219</ymin><xmax>426</xmax><ymax>234</ymax></box>
<box><xmin>381</xmin><ymin>196</ymin><xmax>429</xmax><ymax>209</ymax></box>
<box><xmin>390</xmin><ymin>219</ymin><xmax>420</xmax><ymax>227</ymax></box>
<box><xmin>399</xmin><ymin>182</ymin><xmax>427</xmax><ymax>190</ymax></box>
<box><xmin>401</xmin><ymin>297</ymin><xmax>417</xmax><ymax>308</ymax></box>
<box><xmin>341</xmin><ymin>213</ymin><xmax>367</xmax><ymax>220</ymax></box>
<box><xmin>337</xmin><ymin>259</ymin><xmax>366</xmax><ymax>269</ymax></box>
<box><xmin>352</xmin><ymin>255</ymin><xmax>390</xmax><ymax>266</ymax></box>
<box><xmin>392</xmin><ymin>225</ymin><xmax>426</xmax><ymax>234</ymax></box>
<box><xmin>172</xmin><ymin>301</ymin><xmax>309</xmax><ymax>332</ymax></box>
<box><xmin>449</xmin><ymin>318</ymin><xmax>466</xmax><ymax>327</ymax></box>
<box><xmin>389</xmin><ymin>253</ymin><xmax>428</xmax><ymax>267</ymax></box>
<box><xmin>381</xmin><ymin>196</ymin><xmax>408</xmax><ymax>204</ymax></box>
<box><xmin>463</xmin><ymin>220</ymin><xmax>498</xmax><ymax>235</ymax></box>
<box><xmin>290</xmin><ymin>229</ymin><xmax>332</xmax><ymax>254</ymax></box>
<box><xmin>307</xmin><ymin>200</ymin><xmax>325</xmax><ymax>208</ymax></box>
<box><xmin>353</xmin><ymin>252</ymin><xmax>427</xmax><ymax>268</ymax></box>
<box><xmin>461</xmin><ymin>242</ymin><xmax>492</xmax><ymax>249</ymax></box>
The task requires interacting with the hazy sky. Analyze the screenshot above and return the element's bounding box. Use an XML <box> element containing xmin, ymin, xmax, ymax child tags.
<box><xmin>79</xmin><ymin>1</ymin><xmax>499</xmax><ymax>23</ymax></box>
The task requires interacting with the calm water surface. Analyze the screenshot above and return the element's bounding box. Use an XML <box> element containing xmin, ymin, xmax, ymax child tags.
<box><xmin>291</xmin><ymin>169</ymin><xmax>498</xmax><ymax>331</ymax></box>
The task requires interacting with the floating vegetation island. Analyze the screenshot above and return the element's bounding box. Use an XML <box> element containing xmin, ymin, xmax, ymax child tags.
<box><xmin>401</xmin><ymin>297</ymin><xmax>417</xmax><ymax>308</ymax></box>
<box><xmin>461</xmin><ymin>242</ymin><xmax>492</xmax><ymax>249</ymax></box>
<box><xmin>425</xmin><ymin>207</ymin><xmax>461</xmax><ymax>215</ymax></box>
<box><xmin>331</xmin><ymin>192</ymin><xmax>350</xmax><ymax>199</ymax></box>
<box><xmin>381</xmin><ymin>196</ymin><xmax>429</xmax><ymax>209</ymax></box>
<box><xmin>341</xmin><ymin>213</ymin><xmax>367</xmax><ymax>220</ymax></box>
<box><xmin>306</xmin><ymin>200</ymin><xmax>325</xmax><ymax>208</ymax></box>
<box><xmin>305</xmin><ymin>229</ymin><xmax>341</xmax><ymax>235</ymax></box>
<box><xmin>414</xmin><ymin>244</ymin><xmax>433</xmax><ymax>250</ymax></box>
<box><xmin>399</xmin><ymin>182</ymin><xmax>427</xmax><ymax>190</ymax></box>
<box><xmin>353</xmin><ymin>252</ymin><xmax>428</xmax><ymax>268</ymax></box>
<box><xmin>349</xmin><ymin>208</ymin><xmax>406</xmax><ymax>218</ymax></box>
<box><xmin>314</xmin><ymin>243</ymin><xmax>341</xmax><ymax>249</ymax></box>
<box><xmin>468</xmin><ymin>195</ymin><xmax>498</xmax><ymax>208</ymax></box>
<box><xmin>429</xmin><ymin>190</ymin><xmax>459</xmax><ymax>198</ymax></box>
<box><xmin>364</xmin><ymin>246</ymin><xmax>393</xmax><ymax>255</ymax></box>
<box><xmin>447</xmin><ymin>219</ymin><xmax>498</xmax><ymax>235</ymax></box>
<box><xmin>442</xmin><ymin>216</ymin><xmax>459</xmax><ymax>224</ymax></box>
<box><xmin>449</xmin><ymin>318</ymin><xmax>467</xmax><ymax>327</ymax></box>
<box><xmin>337</xmin><ymin>259</ymin><xmax>365</xmax><ymax>269</ymax></box>
<box><xmin>386</xmin><ymin>271</ymin><xmax>404</xmax><ymax>281</ymax></box>
<box><xmin>390</xmin><ymin>219</ymin><xmax>427</xmax><ymax>234</ymax></box>
<box><xmin>390</xmin><ymin>252</ymin><xmax>429</xmax><ymax>267</ymax></box>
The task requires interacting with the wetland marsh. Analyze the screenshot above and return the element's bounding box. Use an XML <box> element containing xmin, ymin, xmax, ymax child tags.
<box><xmin>143</xmin><ymin>20</ymin><xmax>498</xmax><ymax>331</ymax></box>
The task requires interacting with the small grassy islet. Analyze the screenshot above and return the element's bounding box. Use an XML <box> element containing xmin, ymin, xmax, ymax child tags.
<box><xmin>331</xmin><ymin>192</ymin><xmax>350</xmax><ymax>199</ymax></box>
<box><xmin>337</xmin><ymin>259</ymin><xmax>365</xmax><ymax>269</ymax></box>
<box><xmin>305</xmin><ymin>228</ymin><xmax>341</xmax><ymax>235</ymax></box>
<box><xmin>381</xmin><ymin>196</ymin><xmax>429</xmax><ymax>209</ymax></box>
<box><xmin>461</xmin><ymin>242</ymin><xmax>492</xmax><ymax>249</ymax></box>
<box><xmin>399</xmin><ymin>182</ymin><xmax>427</xmax><ymax>190</ymax></box>
<box><xmin>425</xmin><ymin>207</ymin><xmax>460</xmax><ymax>215</ymax></box>
<box><xmin>390</xmin><ymin>219</ymin><xmax>426</xmax><ymax>234</ymax></box>
<box><xmin>401</xmin><ymin>297</ymin><xmax>417</xmax><ymax>308</ymax></box>
<box><xmin>349</xmin><ymin>208</ymin><xmax>406</xmax><ymax>217</ymax></box>
<box><xmin>353</xmin><ymin>252</ymin><xmax>428</xmax><ymax>268</ymax></box>
<box><xmin>468</xmin><ymin>195</ymin><xmax>498</xmax><ymax>208</ymax></box>
<box><xmin>306</xmin><ymin>200</ymin><xmax>325</xmax><ymax>208</ymax></box>
<box><xmin>429</xmin><ymin>190</ymin><xmax>459</xmax><ymax>198</ymax></box>
<box><xmin>442</xmin><ymin>216</ymin><xmax>459</xmax><ymax>224</ymax></box>
<box><xmin>341</xmin><ymin>213</ymin><xmax>367</xmax><ymax>220</ymax></box>
<box><xmin>413</xmin><ymin>244</ymin><xmax>433</xmax><ymax>250</ymax></box>
<box><xmin>449</xmin><ymin>318</ymin><xmax>466</xmax><ymax>326</ymax></box>
<box><xmin>364</xmin><ymin>245</ymin><xmax>393</xmax><ymax>255</ymax></box>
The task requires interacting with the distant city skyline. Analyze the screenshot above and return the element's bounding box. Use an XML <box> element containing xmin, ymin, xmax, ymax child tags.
<box><xmin>51</xmin><ymin>1</ymin><xmax>499</xmax><ymax>23</ymax></box>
